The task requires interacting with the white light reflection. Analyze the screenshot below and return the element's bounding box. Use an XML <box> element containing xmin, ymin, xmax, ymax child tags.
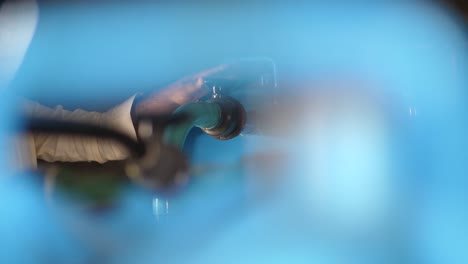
<box><xmin>152</xmin><ymin>197</ymin><xmax>159</xmax><ymax>220</ymax></box>
<box><xmin>409</xmin><ymin>107</ymin><xmax>417</xmax><ymax>117</ymax></box>
<box><xmin>152</xmin><ymin>197</ymin><xmax>169</xmax><ymax>222</ymax></box>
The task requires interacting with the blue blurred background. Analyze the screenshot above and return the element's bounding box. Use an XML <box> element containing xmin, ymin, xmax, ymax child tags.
<box><xmin>1</xmin><ymin>1</ymin><xmax>467</xmax><ymax>263</ymax></box>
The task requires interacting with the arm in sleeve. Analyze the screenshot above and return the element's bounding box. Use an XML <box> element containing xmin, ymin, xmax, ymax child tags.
<box><xmin>23</xmin><ymin>96</ymin><xmax>138</xmax><ymax>163</ymax></box>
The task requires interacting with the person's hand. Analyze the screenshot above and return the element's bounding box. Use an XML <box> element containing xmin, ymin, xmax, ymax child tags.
<box><xmin>134</xmin><ymin>64</ymin><xmax>229</xmax><ymax>115</ymax></box>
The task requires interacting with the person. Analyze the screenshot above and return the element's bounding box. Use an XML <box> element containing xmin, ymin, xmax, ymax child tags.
<box><xmin>0</xmin><ymin>0</ymin><xmax>227</xmax><ymax>170</ymax></box>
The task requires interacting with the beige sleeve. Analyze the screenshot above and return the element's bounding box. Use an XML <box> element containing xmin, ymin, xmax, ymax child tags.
<box><xmin>23</xmin><ymin>96</ymin><xmax>138</xmax><ymax>163</ymax></box>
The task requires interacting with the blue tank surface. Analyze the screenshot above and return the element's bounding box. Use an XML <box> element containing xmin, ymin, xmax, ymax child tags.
<box><xmin>0</xmin><ymin>1</ymin><xmax>467</xmax><ymax>264</ymax></box>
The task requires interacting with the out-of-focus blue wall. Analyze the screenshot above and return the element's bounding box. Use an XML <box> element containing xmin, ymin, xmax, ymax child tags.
<box><xmin>1</xmin><ymin>1</ymin><xmax>467</xmax><ymax>264</ymax></box>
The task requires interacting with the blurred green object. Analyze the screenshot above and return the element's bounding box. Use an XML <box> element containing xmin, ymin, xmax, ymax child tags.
<box><xmin>163</xmin><ymin>102</ymin><xmax>221</xmax><ymax>149</ymax></box>
<box><xmin>49</xmin><ymin>161</ymin><xmax>129</xmax><ymax>208</ymax></box>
